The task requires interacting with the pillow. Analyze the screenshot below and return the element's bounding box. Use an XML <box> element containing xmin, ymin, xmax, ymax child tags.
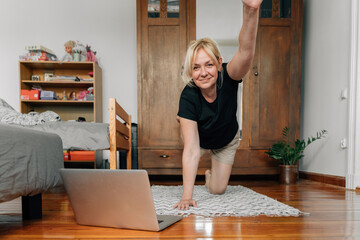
<box><xmin>0</xmin><ymin>98</ymin><xmax>61</xmax><ymax>125</ymax></box>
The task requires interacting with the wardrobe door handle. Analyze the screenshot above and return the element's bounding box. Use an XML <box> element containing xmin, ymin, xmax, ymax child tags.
<box><xmin>253</xmin><ymin>65</ymin><xmax>258</xmax><ymax>77</ymax></box>
<box><xmin>160</xmin><ymin>154</ymin><xmax>170</xmax><ymax>158</ymax></box>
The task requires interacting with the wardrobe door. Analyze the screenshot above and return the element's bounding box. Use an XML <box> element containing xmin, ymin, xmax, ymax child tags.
<box><xmin>233</xmin><ymin>0</ymin><xmax>303</xmax><ymax>174</ymax></box>
<box><xmin>137</xmin><ymin>0</ymin><xmax>196</xmax><ymax>174</ymax></box>
<box><xmin>250</xmin><ymin>0</ymin><xmax>302</xmax><ymax>148</ymax></box>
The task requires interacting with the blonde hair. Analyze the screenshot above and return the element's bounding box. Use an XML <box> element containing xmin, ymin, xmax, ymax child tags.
<box><xmin>64</xmin><ymin>40</ymin><xmax>76</xmax><ymax>48</ymax></box>
<box><xmin>182</xmin><ymin>38</ymin><xmax>222</xmax><ymax>87</ymax></box>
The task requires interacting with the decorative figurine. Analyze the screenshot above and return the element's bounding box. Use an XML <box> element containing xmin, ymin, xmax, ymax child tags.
<box><xmin>72</xmin><ymin>41</ymin><xmax>87</xmax><ymax>61</ymax></box>
<box><xmin>63</xmin><ymin>91</ymin><xmax>68</xmax><ymax>100</ymax></box>
<box><xmin>70</xmin><ymin>91</ymin><xmax>77</xmax><ymax>100</ymax></box>
<box><xmin>61</xmin><ymin>40</ymin><xmax>76</xmax><ymax>62</ymax></box>
<box><xmin>86</xmin><ymin>45</ymin><xmax>98</xmax><ymax>63</ymax></box>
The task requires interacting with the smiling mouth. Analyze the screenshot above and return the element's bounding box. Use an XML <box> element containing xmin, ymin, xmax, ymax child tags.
<box><xmin>198</xmin><ymin>78</ymin><xmax>211</xmax><ymax>82</ymax></box>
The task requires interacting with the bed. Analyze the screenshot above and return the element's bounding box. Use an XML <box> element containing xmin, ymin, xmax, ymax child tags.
<box><xmin>0</xmin><ymin>98</ymin><xmax>131</xmax><ymax>218</ymax></box>
<box><xmin>108</xmin><ymin>98</ymin><xmax>132</xmax><ymax>170</ymax></box>
<box><xmin>0</xmin><ymin>98</ymin><xmax>131</xmax><ymax>167</ymax></box>
<box><xmin>33</xmin><ymin>98</ymin><xmax>132</xmax><ymax>169</ymax></box>
<box><xmin>0</xmin><ymin>123</ymin><xmax>64</xmax><ymax>218</ymax></box>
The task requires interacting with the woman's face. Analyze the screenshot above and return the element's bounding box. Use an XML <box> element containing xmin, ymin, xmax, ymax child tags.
<box><xmin>191</xmin><ymin>48</ymin><xmax>221</xmax><ymax>90</ymax></box>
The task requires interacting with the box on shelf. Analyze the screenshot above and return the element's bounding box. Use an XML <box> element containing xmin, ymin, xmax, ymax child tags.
<box><xmin>21</xmin><ymin>90</ymin><xmax>40</xmax><ymax>100</ymax></box>
<box><xmin>63</xmin><ymin>151</ymin><xmax>69</xmax><ymax>161</ymax></box>
<box><xmin>69</xmin><ymin>151</ymin><xmax>95</xmax><ymax>161</ymax></box>
<box><xmin>40</xmin><ymin>91</ymin><xmax>57</xmax><ymax>100</ymax></box>
<box><xmin>86</xmin><ymin>94</ymin><xmax>94</xmax><ymax>100</ymax></box>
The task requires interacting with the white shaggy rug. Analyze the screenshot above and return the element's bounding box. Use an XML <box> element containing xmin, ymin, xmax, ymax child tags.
<box><xmin>151</xmin><ymin>185</ymin><xmax>308</xmax><ymax>217</ymax></box>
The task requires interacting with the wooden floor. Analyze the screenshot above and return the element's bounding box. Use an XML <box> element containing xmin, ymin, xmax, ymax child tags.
<box><xmin>0</xmin><ymin>177</ymin><xmax>359</xmax><ymax>239</ymax></box>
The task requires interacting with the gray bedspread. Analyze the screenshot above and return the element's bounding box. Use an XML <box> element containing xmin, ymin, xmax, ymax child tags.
<box><xmin>25</xmin><ymin>121</ymin><xmax>110</xmax><ymax>150</ymax></box>
<box><xmin>0</xmin><ymin>98</ymin><xmax>109</xmax><ymax>151</ymax></box>
<box><xmin>0</xmin><ymin>123</ymin><xmax>64</xmax><ymax>203</ymax></box>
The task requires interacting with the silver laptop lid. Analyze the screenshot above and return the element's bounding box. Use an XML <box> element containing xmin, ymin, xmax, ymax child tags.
<box><xmin>60</xmin><ymin>169</ymin><xmax>160</xmax><ymax>231</ymax></box>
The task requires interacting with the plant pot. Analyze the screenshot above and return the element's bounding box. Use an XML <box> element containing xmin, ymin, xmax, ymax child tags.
<box><xmin>279</xmin><ymin>165</ymin><xmax>298</xmax><ymax>185</ymax></box>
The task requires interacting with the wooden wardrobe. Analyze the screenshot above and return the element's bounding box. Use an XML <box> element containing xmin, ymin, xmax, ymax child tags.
<box><xmin>137</xmin><ymin>0</ymin><xmax>303</xmax><ymax>175</ymax></box>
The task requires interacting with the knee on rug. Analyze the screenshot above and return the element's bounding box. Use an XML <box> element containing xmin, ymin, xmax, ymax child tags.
<box><xmin>205</xmin><ymin>170</ymin><xmax>227</xmax><ymax>195</ymax></box>
<box><xmin>208</xmin><ymin>185</ymin><xmax>226</xmax><ymax>195</ymax></box>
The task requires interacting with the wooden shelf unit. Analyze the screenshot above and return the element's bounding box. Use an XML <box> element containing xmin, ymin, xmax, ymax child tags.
<box><xmin>19</xmin><ymin>61</ymin><xmax>102</xmax><ymax>122</ymax></box>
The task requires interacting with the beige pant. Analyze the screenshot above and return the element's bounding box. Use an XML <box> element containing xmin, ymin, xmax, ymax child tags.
<box><xmin>200</xmin><ymin>130</ymin><xmax>241</xmax><ymax>165</ymax></box>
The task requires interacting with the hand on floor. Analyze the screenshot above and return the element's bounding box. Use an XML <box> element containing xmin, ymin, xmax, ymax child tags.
<box><xmin>173</xmin><ymin>199</ymin><xmax>197</xmax><ymax>210</ymax></box>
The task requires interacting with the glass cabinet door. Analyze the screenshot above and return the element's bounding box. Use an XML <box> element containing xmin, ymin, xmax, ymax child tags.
<box><xmin>167</xmin><ymin>0</ymin><xmax>179</xmax><ymax>18</ymax></box>
<box><xmin>261</xmin><ymin>0</ymin><xmax>272</xmax><ymax>18</ymax></box>
<box><xmin>148</xmin><ymin>0</ymin><xmax>160</xmax><ymax>18</ymax></box>
<box><xmin>148</xmin><ymin>0</ymin><xmax>179</xmax><ymax>18</ymax></box>
<box><xmin>280</xmin><ymin>0</ymin><xmax>291</xmax><ymax>18</ymax></box>
<box><xmin>260</xmin><ymin>0</ymin><xmax>291</xmax><ymax>18</ymax></box>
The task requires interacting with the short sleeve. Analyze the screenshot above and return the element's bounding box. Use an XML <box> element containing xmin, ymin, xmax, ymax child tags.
<box><xmin>178</xmin><ymin>87</ymin><xmax>198</xmax><ymax>121</ymax></box>
<box><xmin>223</xmin><ymin>63</ymin><xmax>242</xmax><ymax>85</ymax></box>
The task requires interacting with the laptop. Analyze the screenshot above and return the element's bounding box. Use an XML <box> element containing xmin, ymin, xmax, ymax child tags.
<box><xmin>60</xmin><ymin>168</ymin><xmax>182</xmax><ymax>231</ymax></box>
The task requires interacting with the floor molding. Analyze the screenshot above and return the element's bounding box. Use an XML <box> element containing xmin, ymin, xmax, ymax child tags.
<box><xmin>299</xmin><ymin>171</ymin><xmax>346</xmax><ymax>187</ymax></box>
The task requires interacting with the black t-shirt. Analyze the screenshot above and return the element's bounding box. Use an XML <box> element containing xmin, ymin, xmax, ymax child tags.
<box><xmin>178</xmin><ymin>63</ymin><xmax>241</xmax><ymax>149</ymax></box>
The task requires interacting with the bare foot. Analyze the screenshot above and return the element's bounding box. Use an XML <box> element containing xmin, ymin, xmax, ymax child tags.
<box><xmin>205</xmin><ymin>169</ymin><xmax>211</xmax><ymax>189</ymax></box>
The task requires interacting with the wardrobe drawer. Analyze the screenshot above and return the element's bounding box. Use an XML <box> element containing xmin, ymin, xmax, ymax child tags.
<box><xmin>140</xmin><ymin>150</ymin><xmax>182</xmax><ymax>169</ymax></box>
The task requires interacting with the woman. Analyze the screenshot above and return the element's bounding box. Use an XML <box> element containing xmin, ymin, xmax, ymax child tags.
<box><xmin>174</xmin><ymin>0</ymin><xmax>262</xmax><ymax>210</ymax></box>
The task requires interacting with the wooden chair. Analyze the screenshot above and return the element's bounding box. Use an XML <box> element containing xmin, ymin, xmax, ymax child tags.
<box><xmin>108</xmin><ymin>98</ymin><xmax>132</xmax><ymax>169</ymax></box>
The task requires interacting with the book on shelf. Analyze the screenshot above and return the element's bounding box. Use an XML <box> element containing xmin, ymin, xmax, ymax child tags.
<box><xmin>25</xmin><ymin>45</ymin><xmax>55</xmax><ymax>55</ymax></box>
<box><xmin>23</xmin><ymin>45</ymin><xmax>58</xmax><ymax>61</ymax></box>
<box><xmin>80</xmin><ymin>78</ymin><xmax>94</xmax><ymax>82</ymax></box>
<box><xmin>49</xmin><ymin>75</ymin><xmax>78</xmax><ymax>81</ymax></box>
<box><xmin>48</xmin><ymin>75</ymin><xmax>93</xmax><ymax>82</ymax></box>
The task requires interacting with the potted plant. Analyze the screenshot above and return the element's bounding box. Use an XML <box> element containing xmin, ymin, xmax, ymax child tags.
<box><xmin>265</xmin><ymin>127</ymin><xmax>327</xmax><ymax>184</ymax></box>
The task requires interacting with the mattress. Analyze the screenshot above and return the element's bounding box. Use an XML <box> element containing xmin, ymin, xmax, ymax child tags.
<box><xmin>25</xmin><ymin>121</ymin><xmax>110</xmax><ymax>150</ymax></box>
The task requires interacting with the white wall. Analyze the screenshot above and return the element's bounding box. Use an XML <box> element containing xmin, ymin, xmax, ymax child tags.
<box><xmin>0</xmin><ymin>0</ymin><xmax>137</xmax><ymax>123</ymax></box>
<box><xmin>301</xmin><ymin>0</ymin><xmax>351</xmax><ymax>176</ymax></box>
<box><xmin>197</xmin><ymin>0</ymin><xmax>242</xmax><ymax>62</ymax></box>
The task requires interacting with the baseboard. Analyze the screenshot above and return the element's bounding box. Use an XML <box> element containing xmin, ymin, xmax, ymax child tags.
<box><xmin>299</xmin><ymin>171</ymin><xmax>346</xmax><ymax>187</ymax></box>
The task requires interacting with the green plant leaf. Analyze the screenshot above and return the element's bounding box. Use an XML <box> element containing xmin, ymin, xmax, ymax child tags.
<box><xmin>265</xmin><ymin>127</ymin><xmax>328</xmax><ymax>165</ymax></box>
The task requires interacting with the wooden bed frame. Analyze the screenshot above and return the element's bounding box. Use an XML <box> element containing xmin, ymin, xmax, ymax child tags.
<box><xmin>108</xmin><ymin>98</ymin><xmax>132</xmax><ymax>170</ymax></box>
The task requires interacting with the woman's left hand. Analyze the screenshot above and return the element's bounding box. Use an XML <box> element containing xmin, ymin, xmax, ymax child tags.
<box><xmin>242</xmin><ymin>0</ymin><xmax>263</xmax><ymax>9</ymax></box>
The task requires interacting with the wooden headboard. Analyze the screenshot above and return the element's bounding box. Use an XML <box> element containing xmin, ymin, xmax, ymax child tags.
<box><xmin>108</xmin><ymin>98</ymin><xmax>132</xmax><ymax>170</ymax></box>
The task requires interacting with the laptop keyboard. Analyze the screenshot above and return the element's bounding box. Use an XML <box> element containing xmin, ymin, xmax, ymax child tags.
<box><xmin>158</xmin><ymin>220</ymin><xmax>164</xmax><ymax>224</ymax></box>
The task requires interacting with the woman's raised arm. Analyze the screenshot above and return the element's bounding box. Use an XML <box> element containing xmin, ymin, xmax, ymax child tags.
<box><xmin>227</xmin><ymin>0</ymin><xmax>262</xmax><ymax>81</ymax></box>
